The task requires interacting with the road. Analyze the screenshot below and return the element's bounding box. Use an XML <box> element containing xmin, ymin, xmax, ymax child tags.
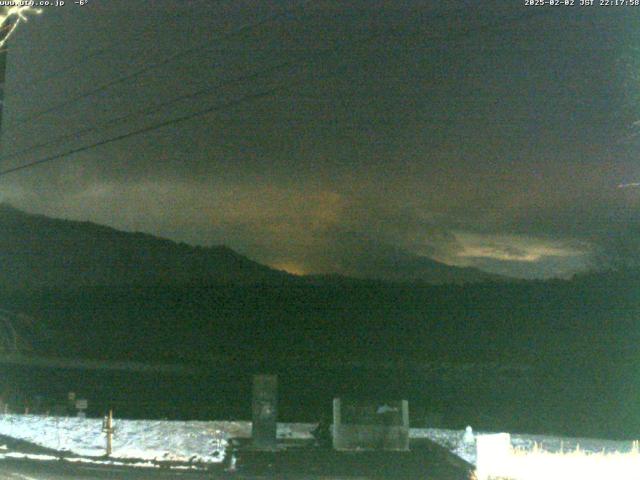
<box><xmin>0</xmin><ymin>458</ymin><xmax>219</xmax><ymax>479</ymax></box>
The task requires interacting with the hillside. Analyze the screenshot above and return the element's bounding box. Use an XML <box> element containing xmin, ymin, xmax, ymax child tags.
<box><xmin>0</xmin><ymin>204</ymin><xmax>290</xmax><ymax>290</ymax></box>
<box><xmin>2</xmin><ymin>206</ymin><xmax>638</xmax><ymax>363</ymax></box>
<box><xmin>4</xmin><ymin>205</ymin><xmax>639</xmax><ymax>366</ymax></box>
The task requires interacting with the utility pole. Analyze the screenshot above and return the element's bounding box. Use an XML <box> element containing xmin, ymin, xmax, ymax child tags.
<box><xmin>0</xmin><ymin>8</ymin><xmax>40</xmax><ymax>150</ymax></box>
<box><xmin>0</xmin><ymin>17</ymin><xmax>14</xmax><ymax>144</ymax></box>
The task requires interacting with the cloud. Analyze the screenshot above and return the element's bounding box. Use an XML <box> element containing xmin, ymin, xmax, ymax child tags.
<box><xmin>454</xmin><ymin>233</ymin><xmax>588</xmax><ymax>263</ymax></box>
<box><xmin>450</xmin><ymin>232</ymin><xmax>590</xmax><ymax>278</ymax></box>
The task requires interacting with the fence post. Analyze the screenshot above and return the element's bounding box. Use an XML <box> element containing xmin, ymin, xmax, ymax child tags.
<box><xmin>102</xmin><ymin>409</ymin><xmax>114</xmax><ymax>456</ymax></box>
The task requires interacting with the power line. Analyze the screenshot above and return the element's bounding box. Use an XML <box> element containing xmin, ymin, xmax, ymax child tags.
<box><xmin>0</xmin><ymin>4</ymin><xmax>478</xmax><ymax>163</ymax></box>
<box><xmin>0</xmin><ymin>6</ymin><xmax>553</xmax><ymax>178</ymax></box>
<box><xmin>8</xmin><ymin>2</ymin><xmax>305</xmax><ymax>128</ymax></box>
<box><xmin>3</xmin><ymin>3</ymin><xmax>399</xmax><ymax>165</ymax></box>
<box><xmin>0</xmin><ymin>58</ymin><xmax>297</xmax><ymax>163</ymax></box>
<box><xmin>0</xmin><ymin>65</ymin><xmax>335</xmax><ymax>178</ymax></box>
<box><xmin>0</xmin><ymin>5</ymin><xmax>396</xmax><ymax>175</ymax></box>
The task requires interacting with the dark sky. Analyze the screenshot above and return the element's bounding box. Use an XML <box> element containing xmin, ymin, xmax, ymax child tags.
<box><xmin>0</xmin><ymin>0</ymin><xmax>638</xmax><ymax>278</ymax></box>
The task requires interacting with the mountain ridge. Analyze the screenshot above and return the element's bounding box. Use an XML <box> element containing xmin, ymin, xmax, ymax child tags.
<box><xmin>0</xmin><ymin>204</ymin><xmax>290</xmax><ymax>290</ymax></box>
<box><xmin>0</xmin><ymin>204</ymin><xmax>504</xmax><ymax>289</ymax></box>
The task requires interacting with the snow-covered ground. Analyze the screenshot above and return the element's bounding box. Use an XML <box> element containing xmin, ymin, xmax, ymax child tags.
<box><xmin>412</xmin><ymin>427</ymin><xmax>639</xmax><ymax>466</ymax></box>
<box><xmin>0</xmin><ymin>414</ymin><xmax>231</xmax><ymax>463</ymax></box>
<box><xmin>0</xmin><ymin>413</ymin><xmax>637</xmax><ymax>470</ymax></box>
<box><xmin>0</xmin><ymin>414</ymin><xmax>316</xmax><ymax>464</ymax></box>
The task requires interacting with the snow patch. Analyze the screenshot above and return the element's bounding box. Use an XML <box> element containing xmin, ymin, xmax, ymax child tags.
<box><xmin>0</xmin><ymin>414</ymin><xmax>227</xmax><ymax>463</ymax></box>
